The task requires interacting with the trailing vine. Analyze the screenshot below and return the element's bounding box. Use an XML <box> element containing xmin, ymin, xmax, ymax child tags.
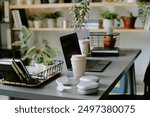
<box><xmin>69</xmin><ymin>0</ymin><xmax>91</xmax><ymax>29</ymax></box>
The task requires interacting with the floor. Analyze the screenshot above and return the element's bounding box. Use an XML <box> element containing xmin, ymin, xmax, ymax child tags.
<box><xmin>0</xmin><ymin>81</ymin><xmax>144</xmax><ymax>100</ymax></box>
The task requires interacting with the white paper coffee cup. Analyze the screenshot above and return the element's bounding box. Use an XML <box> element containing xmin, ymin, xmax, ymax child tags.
<box><xmin>71</xmin><ymin>55</ymin><xmax>86</xmax><ymax>78</ymax></box>
<box><xmin>78</xmin><ymin>39</ymin><xmax>90</xmax><ymax>56</ymax></box>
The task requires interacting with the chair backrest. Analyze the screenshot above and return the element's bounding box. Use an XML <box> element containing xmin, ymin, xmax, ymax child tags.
<box><xmin>143</xmin><ymin>61</ymin><xmax>150</xmax><ymax>98</ymax></box>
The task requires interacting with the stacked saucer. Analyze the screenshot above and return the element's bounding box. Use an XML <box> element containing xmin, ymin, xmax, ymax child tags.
<box><xmin>77</xmin><ymin>76</ymin><xmax>100</xmax><ymax>95</ymax></box>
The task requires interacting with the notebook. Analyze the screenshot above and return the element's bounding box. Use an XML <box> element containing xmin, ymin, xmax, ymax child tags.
<box><xmin>60</xmin><ymin>33</ymin><xmax>111</xmax><ymax>72</ymax></box>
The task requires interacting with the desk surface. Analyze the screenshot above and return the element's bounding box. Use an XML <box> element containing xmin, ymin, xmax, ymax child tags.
<box><xmin>0</xmin><ymin>49</ymin><xmax>141</xmax><ymax>100</ymax></box>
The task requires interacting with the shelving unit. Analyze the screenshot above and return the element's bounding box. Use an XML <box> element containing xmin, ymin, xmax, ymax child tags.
<box><xmin>9</xmin><ymin>2</ymin><xmax>150</xmax><ymax>32</ymax></box>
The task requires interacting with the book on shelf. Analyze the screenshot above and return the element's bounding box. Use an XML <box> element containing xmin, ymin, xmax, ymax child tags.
<box><xmin>3</xmin><ymin>1</ymin><xmax>10</xmax><ymax>22</ymax></box>
<box><xmin>6</xmin><ymin>28</ymin><xmax>12</xmax><ymax>49</ymax></box>
<box><xmin>40</xmin><ymin>0</ymin><xmax>49</xmax><ymax>3</ymax></box>
<box><xmin>0</xmin><ymin>24</ymin><xmax>12</xmax><ymax>49</ymax></box>
<box><xmin>12</xmin><ymin>10</ymin><xmax>22</xmax><ymax>28</ymax></box>
<box><xmin>91</xmin><ymin>47</ymin><xmax>119</xmax><ymax>57</ymax></box>
<box><xmin>11</xmin><ymin>9</ymin><xmax>28</xmax><ymax>28</ymax></box>
<box><xmin>144</xmin><ymin>7</ymin><xmax>150</xmax><ymax>30</ymax></box>
<box><xmin>19</xmin><ymin>9</ymin><xmax>28</xmax><ymax>27</ymax></box>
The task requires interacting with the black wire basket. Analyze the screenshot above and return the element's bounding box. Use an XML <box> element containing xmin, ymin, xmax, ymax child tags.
<box><xmin>0</xmin><ymin>60</ymin><xmax>64</xmax><ymax>87</ymax></box>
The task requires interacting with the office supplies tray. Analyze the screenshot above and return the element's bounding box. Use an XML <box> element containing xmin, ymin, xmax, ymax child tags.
<box><xmin>0</xmin><ymin>60</ymin><xmax>64</xmax><ymax>87</ymax></box>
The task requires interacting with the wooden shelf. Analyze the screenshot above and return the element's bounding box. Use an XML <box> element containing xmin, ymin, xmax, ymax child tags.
<box><xmin>10</xmin><ymin>2</ymin><xmax>150</xmax><ymax>33</ymax></box>
<box><xmin>9</xmin><ymin>2</ymin><xmax>150</xmax><ymax>9</ymax></box>
<box><xmin>10</xmin><ymin>3</ymin><xmax>72</xmax><ymax>9</ymax></box>
<box><xmin>12</xmin><ymin>27</ymin><xmax>150</xmax><ymax>32</ymax></box>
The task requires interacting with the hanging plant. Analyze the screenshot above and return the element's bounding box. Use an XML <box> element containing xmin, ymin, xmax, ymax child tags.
<box><xmin>69</xmin><ymin>0</ymin><xmax>91</xmax><ymax>29</ymax></box>
<box><xmin>137</xmin><ymin>0</ymin><xmax>149</xmax><ymax>25</ymax></box>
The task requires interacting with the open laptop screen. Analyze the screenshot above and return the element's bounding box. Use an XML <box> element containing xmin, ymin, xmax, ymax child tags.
<box><xmin>60</xmin><ymin>33</ymin><xmax>81</xmax><ymax>70</ymax></box>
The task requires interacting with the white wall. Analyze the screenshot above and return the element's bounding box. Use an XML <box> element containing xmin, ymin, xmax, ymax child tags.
<box><xmin>120</xmin><ymin>32</ymin><xmax>150</xmax><ymax>82</ymax></box>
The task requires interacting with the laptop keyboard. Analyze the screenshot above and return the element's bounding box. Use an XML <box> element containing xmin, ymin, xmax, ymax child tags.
<box><xmin>86</xmin><ymin>60</ymin><xmax>111</xmax><ymax>72</ymax></box>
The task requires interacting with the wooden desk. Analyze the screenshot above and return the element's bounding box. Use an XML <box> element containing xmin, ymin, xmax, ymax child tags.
<box><xmin>0</xmin><ymin>49</ymin><xmax>141</xmax><ymax>100</ymax></box>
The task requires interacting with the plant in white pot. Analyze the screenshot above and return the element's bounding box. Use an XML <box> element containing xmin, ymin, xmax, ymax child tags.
<box><xmin>23</xmin><ymin>38</ymin><xmax>59</xmax><ymax>72</ymax></box>
<box><xmin>43</xmin><ymin>11</ymin><xmax>63</xmax><ymax>28</ymax></box>
<box><xmin>100</xmin><ymin>10</ymin><xmax>119</xmax><ymax>31</ymax></box>
<box><xmin>13</xmin><ymin>26</ymin><xmax>59</xmax><ymax>72</ymax></box>
<box><xmin>69</xmin><ymin>0</ymin><xmax>90</xmax><ymax>29</ymax></box>
<box><xmin>31</xmin><ymin>14</ymin><xmax>43</xmax><ymax>28</ymax></box>
<box><xmin>28</xmin><ymin>15</ymin><xmax>34</xmax><ymax>28</ymax></box>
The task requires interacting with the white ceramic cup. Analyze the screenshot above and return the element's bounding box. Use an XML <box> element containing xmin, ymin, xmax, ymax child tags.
<box><xmin>78</xmin><ymin>39</ymin><xmax>90</xmax><ymax>56</ymax></box>
<box><xmin>71</xmin><ymin>55</ymin><xmax>86</xmax><ymax>78</ymax></box>
<box><xmin>26</xmin><ymin>0</ymin><xmax>33</xmax><ymax>5</ymax></box>
<box><xmin>16</xmin><ymin>0</ymin><xmax>23</xmax><ymax>5</ymax></box>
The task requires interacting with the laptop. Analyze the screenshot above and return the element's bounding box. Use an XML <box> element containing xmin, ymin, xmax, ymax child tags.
<box><xmin>60</xmin><ymin>33</ymin><xmax>111</xmax><ymax>72</ymax></box>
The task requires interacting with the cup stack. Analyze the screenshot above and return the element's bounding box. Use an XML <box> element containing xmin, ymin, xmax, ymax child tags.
<box><xmin>77</xmin><ymin>76</ymin><xmax>100</xmax><ymax>95</ymax></box>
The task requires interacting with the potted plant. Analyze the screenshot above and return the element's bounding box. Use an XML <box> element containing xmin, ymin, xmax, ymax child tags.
<box><xmin>100</xmin><ymin>10</ymin><xmax>119</xmax><ymax>30</ymax></box>
<box><xmin>69</xmin><ymin>0</ymin><xmax>90</xmax><ymax>29</ymax></box>
<box><xmin>100</xmin><ymin>10</ymin><xmax>119</xmax><ymax>48</ymax></box>
<box><xmin>28</xmin><ymin>15</ymin><xmax>35</xmax><ymax>28</ymax></box>
<box><xmin>31</xmin><ymin>14</ymin><xmax>43</xmax><ymax>28</ymax></box>
<box><xmin>121</xmin><ymin>11</ymin><xmax>137</xmax><ymax>29</ymax></box>
<box><xmin>23</xmin><ymin>39</ymin><xmax>58</xmax><ymax>71</ymax></box>
<box><xmin>103</xmin><ymin>34</ymin><xmax>116</xmax><ymax>48</ymax></box>
<box><xmin>43</xmin><ymin>11</ymin><xmax>63</xmax><ymax>28</ymax></box>
<box><xmin>13</xmin><ymin>26</ymin><xmax>59</xmax><ymax>70</ymax></box>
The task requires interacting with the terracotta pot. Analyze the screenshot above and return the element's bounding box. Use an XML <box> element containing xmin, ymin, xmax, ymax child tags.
<box><xmin>103</xmin><ymin>36</ymin><xmax>116</xmax><ymax>48</ymax></box>
<box><xmin>122</xmin><ymin>16</ymin><xmax>137</xmax><ymax>29</ymax></box>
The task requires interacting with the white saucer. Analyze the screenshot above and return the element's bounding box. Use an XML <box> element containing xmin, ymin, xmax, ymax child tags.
<box><xmin>77</xmin><ymin>81</ymin><xmax>99</xmax><ymax>90</ymax></box>
<box><xmin>77</xmin><ymin>88</ymin><xmax>99</xmax><ymax>95</ymax></box>
<box><xmin>80</xmin><ymin>75</ymin><xmax>100</xmax><ymax>82</ymax></box>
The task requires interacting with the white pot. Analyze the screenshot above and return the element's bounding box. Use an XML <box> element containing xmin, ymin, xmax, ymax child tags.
<box><xmin>103</xmin><ymin>19</ymin><xmax>114</xmax><ymax>28</ymax></box>
<box><xmin>57</xmin><ymin>17</ymin><xmax>64</xmax><ymax>28</ymax></box>
<box><xmin>127</xmin><ymin>0</ymin><xmax>137</xmax><ymax>2</ymax></box>
<box><xmin>28</xmin><ymin>20</ymin><xmax>34</xmax><ymax>28</ymax></box>
<box><xmin>48</xmin><ymin>0</ymin><xmax>59</xmax><ymax>3</ymax></box>
<box><xmin>16</xmin><ymin>0</ymin><xmax>23</xmax><ymax>5</ymax></box>
<box><xmin>34</xmin><ymin>20</ymin><xmax>41</xmax><ymax>28</ymax></box>
<box><xmin>26</xmin><ymin>0</ymin><xmax>33</xmax><ymax>5</ymax></box>
<box><xmin>47</xmin><ymin>19</ymin><xmax>55</xmax><ymax>28</ymax></box>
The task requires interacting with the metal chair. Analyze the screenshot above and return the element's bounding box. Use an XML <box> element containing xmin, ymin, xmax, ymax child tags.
<box><xmin>104</xmin><ymin>61</ymin><xmax>150</xmax><ymax>100</ymax></box>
